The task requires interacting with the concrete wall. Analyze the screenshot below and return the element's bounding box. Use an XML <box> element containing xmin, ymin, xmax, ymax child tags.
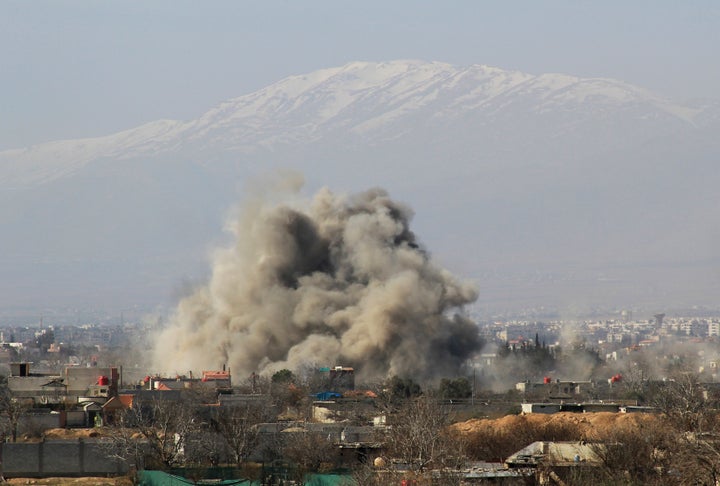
<box><xmin>1</xmin><ymin>439</ymin><xmax>128</xmax><ymax>478</ymax></box>
<box><xmin>16</xmin><ymin>411</ymin><xmax>88</xmax><ymax>434</ymax></box>
<box><xmin>65</xmin><ymin>367</ymin><xmax>118</xmax><ymax>395</ymax></box>
<box><xmin>18</xmin><ymin>413</ymin><xmax>63</xmax><ymax>435</ymax></box>
<box><xmin>521</xmin><ymin>403</ymin><xmax>562</xmax><ymax>414</ymax></box>
<box><xmin>66</xmin><ymin>410</ymin><xmax>87</xmax><ymax>427</ymax></box>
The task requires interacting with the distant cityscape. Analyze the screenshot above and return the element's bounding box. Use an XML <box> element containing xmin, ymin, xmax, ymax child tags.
<box><xmin>3</xmin><ymin>309</ymin><xmax>720</xmax><ymax>384</ymax></box>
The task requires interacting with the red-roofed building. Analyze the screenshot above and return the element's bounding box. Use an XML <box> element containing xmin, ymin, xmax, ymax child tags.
<box><xmin>201</xmin><ymin>370</ymin><xmax>231</xmax><ymax>388</ymax></box>
<box><xmin>102</xmin><ymin>394</ymin><xmax>134</xmax><ymax>424</ymax></box>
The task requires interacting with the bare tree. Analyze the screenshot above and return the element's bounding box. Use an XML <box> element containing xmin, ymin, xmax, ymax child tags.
<box><xmin>645</xmin><ymin>371</ymin><xmax>720</xmax><ymax>485</ymax></box>
<box><xmin>618</xmin><ymin>353</ymin><xmax>653</xmax><ymax>402</ymax></box>
<box><xmin>384</xmin><ymin>397</ymin><xmax>465</xmax><ymax>475</ymax></box>
<box><xmin>282</xmin><ymin>428</ymin><xmax>339</xmax><ymax>481</ymax></box>
<box><xmin>651</xmin><ymin>371</ymin><xmax>716</xmax><ymax>433</ymax></box>
<box><xmin>590</xmin><ymin>371</ymin><xmax>720</xmax><ymax>486</ymax></box>
<box><xmin>670</xmin><ymin>433</ymin><xmax>720</xmax><ymax>486</ymax></box>
<box><xmin>368</xmin><ymin>376</ymin><xmax>423</xmax><ymax>416</ymax></box>
<box><xmin>106</xmin><ymin>395</ymin><xmax>202</xmax><ymax>470</ymax></box>
<box><xmin>590</xmin><ymin>418</ymin><xmax>675</xmax><ymax>485</ymax></box>
<box><xmin>0</xmin><ymin>376</ymin><xmax>29</xmax><ymax>442</ymax></box>
<box><xmin>211</xmin><ymin>400</ymin><xmax>273</xmax><ymax>467</ymax></box>
<box><xmin>254</xmin><ymin>425</ymin><xmax>340</xmax><ymax>485</ymax></box>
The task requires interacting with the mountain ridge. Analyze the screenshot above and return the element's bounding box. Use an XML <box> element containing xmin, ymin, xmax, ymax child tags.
<box><xmin>1</xmin><ymin>60</ymin><xmax>718</xmax><ymax>313</ymax></box>
<box><xmin>1</xmin><ymin>60</ymin><xmax>710</xmax><ymax>187</ymax></box>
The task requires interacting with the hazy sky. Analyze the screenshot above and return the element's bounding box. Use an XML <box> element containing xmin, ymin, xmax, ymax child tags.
<box><xmin>1</xmin><ymin>1</ymin><xmax>718</xmax><ymax>150</ymax></box>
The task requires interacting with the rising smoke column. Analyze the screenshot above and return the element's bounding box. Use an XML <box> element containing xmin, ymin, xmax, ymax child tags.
<box><xmin>153</xmin><ymin>183</ymin><xmax>481</xmax><ymax>381</ymax></box>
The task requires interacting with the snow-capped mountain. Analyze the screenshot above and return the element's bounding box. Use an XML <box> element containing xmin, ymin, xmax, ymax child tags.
<box><xmin>1</xmin><ymin>60</ymin><xmax>718</xmax><ymax>314</ymax></box>
<box><xmin>1</xmin><ymin>60</ymin><xmax>712</xmax><ymax>187</ymax></box>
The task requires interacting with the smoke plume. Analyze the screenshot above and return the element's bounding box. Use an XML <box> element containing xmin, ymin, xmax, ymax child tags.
<box><xmin>153</xmin><ymin>180</ymin><xmax>480</xmax><ymax>382</ymax></box>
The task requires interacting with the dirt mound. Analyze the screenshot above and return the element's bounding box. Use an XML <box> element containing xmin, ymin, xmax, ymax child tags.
<box><xmin>4</xmin><ymin>478</ymin><xmax>133</xmax><ymax>485</ymax></box>
<box><xmin>453</xmin><ymin>412</ymin><xmax>661</xmax><ymax>438</ymax></box>
<box><xmin>453</xmin><ymin>411</ymin><xmax>668</xmax><ymax>461</ymax></box>
<box><xmin>41</xmin><ymin>428</ymin><xmax>106</xmax><ymax>440</ymax></box>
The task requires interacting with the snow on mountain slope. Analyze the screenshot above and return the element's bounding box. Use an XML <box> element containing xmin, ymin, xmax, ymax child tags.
<box><xmin>2</xmin><ymin>60</ymin><xmax>719</xmax><ymax>313</ymax></box>
<box><xmin>0</xmin><ymin>60</ymin><xmax>705</xmax><ymax>187</ymax></box>
<box><xmin>0</xmin><ymin>119</ymin><xmax>184</xmax><ymax>187</ymax></box>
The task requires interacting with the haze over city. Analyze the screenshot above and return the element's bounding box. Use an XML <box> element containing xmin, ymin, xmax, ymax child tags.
<box><xmin>4</xmin><ymin>5</ymin><xmax>720</xmax><ymax>484</ymax></box>
<box><xmin>1</xmin><ymin>1</ymin><xmax>719</xmax><ymax>321</ymax></box>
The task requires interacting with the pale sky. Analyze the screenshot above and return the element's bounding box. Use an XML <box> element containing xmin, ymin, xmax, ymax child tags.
<box><xmin>1</xmin><ymin>1</ymin><xmax>719</xmax><ymax>151</ymax></box>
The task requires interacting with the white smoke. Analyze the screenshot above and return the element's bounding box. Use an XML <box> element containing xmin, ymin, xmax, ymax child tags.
<box><xmin>152</xmin><ymin>178</ymin><xmax>480</xmax><ymax>382</ymax></box>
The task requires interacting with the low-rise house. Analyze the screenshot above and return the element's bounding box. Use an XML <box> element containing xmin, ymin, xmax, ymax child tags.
<box><xmin>516</xmin><ymin>380</ymin><xmax>593</xmax><ymax>397</ymax></box>
<box><xmin>506</xmin><ymin>441</ymin><xmax>604</xmax><ymax>483</ymax></box>
<box><xmin>521</xmin><ymin>403</ymin><xmax>562</xmax><ymax>414</ymax></box>
<box><xmin>620</xmin><ymin>405</ymin><xmax>658</xmax><ymax>413</ymax></box>
<box><xmin>581</xmin><ymin>403</ymin><xmax>620</xmax><ymax>413</ymax></box>
<box><xmin>506</xmin><ymin>441</ymin><xmax>603</xmax><ymax>467</ymax></box>
<box><xmin>7</xmin><ymin>362</ymin><xmax>119</xmax><ymax>408</ymax></box>
<box><xmin>139</xmin><ymin>369</ymin><xmax>231</xmax><ymax>394</ymax></box>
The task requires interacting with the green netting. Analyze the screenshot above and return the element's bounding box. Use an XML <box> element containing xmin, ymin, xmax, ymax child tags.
<box><xmin>137</xmin><ymin>470</ymin><xmax>351</xmax><ymax>486</ymax></box>
<box><xmin>304</xmin><ymin>474</ymin><xmax>352</xmax><ymax>485</ymax></box>
<box><xmin>137</xmin><ymin>470</ymin><xmax>258</xmax><ymax>486</ymax></box>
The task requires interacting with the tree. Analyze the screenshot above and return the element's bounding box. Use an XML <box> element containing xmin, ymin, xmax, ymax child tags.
<box><xmin>671</xmin><ymin>432</ymin><xmax>720</xmax><ymax>485</ymax></box>
<box><xmin>282</xmin><ymin>428</ymin><xmax>339</xmax><ymax>482</ymax></box>
<box><xmin>590</xmin><ymin>418</ymin><xmax>675</xmax><ymax>485</ymax></box>
<box><xmin>651</xmin><ymin>371</ymin><xmax>715</xmax><ymax>432</ymax></box>
<box><xmin>644</xmin><ymin>370</ymin><xmax>720</xmax><ymax>484</ymax></box>
<box><xmin>269</xmin><ymin>369</ymin><xmax>307</xmax><ymax>413</ymax></box>
<box><xmin>369</xmin><ymin>376</ymin><xmax>424</xmax><ymax>418</ymax></box>
<box><xmin>384</xmin><ymin>376</ymin><xmax>422</xmax><ymax>403</ymax></box>
<box><xmin>0</xmin><ymin>376</ymin><xmax>28</xmax><ymax>442</ymax></box>
<box><xmin>437</xmin><ymin>377</ymin><xmax>472</xmax><ymax>400</ymax></box>
<box><xmin>384</xmin><ymin>397</ymin><xmax>465</xmax><ymax>474</ymax></box>
<box><xmin>618</xmin><ymin>353</ymin><xmax>653</xmax><ymax>402</ymax></box>
<box><xmin>271</xmin><ymin>369</ymin><xmax>296</xmax><ymax>384</ymax></box>
<box><xmin>106</xmin><ymin>395</ymin><xmax>203</xmax><ymax>470</ymax></box>
<box><xmin>211</xmin><ymin>399</ymin><xmax>273</xmax><ymax>467</ymax></box>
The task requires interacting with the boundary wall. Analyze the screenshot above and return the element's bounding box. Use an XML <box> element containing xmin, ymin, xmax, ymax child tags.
<box><xmin>1</xmin><ymin>439</ymin><xmax>128</xmax><ymax>478</ymax></box>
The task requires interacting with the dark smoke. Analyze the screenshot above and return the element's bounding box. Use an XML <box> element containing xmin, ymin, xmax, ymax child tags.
<box><xmin>153</xmin><ymin>180</ymin><xmax>481</xmax><ymax>382</ymax></box>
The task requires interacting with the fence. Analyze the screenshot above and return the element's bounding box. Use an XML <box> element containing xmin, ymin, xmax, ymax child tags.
<box><xmin>1</xmin><ymin>439</ymin><xmax>128</xmax><ymax>478</ymax></box>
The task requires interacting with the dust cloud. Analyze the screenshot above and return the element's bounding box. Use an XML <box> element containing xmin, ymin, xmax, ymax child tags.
<box><xmin>152</xmin><ymin>177</ymin><xmax>480</xmax><ymax>382</ymax></box>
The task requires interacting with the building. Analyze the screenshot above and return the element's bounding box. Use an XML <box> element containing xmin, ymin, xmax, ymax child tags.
<box><xmin>709</xmin><ymin>321</ymin><xmax>720</xmax><ymax>337</ymax></box>
<box><xmin>7</xmin><ymin>362</ymin><xmax>119</xmax><ymax>407</ymax></box>
<box><xmin>521</xmin><ymin>403</ymin><xmax>561</xmax><ymax>414</ymax></box>
<box><xmin>317</xmin><ymin>366</ymin><xmax>355</xmax><ymax>393</ymax></box>
<box><xmin>516</xmin><ymin>379</ymin><xmax>593</xmax><ymax>397</ymax></box>
<box><xmin>506</xmin><ymin>441</ymin><xmax>602</xmax><ymax>468</ymax></box>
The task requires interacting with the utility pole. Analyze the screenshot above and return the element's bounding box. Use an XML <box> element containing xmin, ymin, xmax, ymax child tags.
<box><xmin>472</xmin><ymin>366</ymin><xmax>476</xmax><ymax>406</ymax></box>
